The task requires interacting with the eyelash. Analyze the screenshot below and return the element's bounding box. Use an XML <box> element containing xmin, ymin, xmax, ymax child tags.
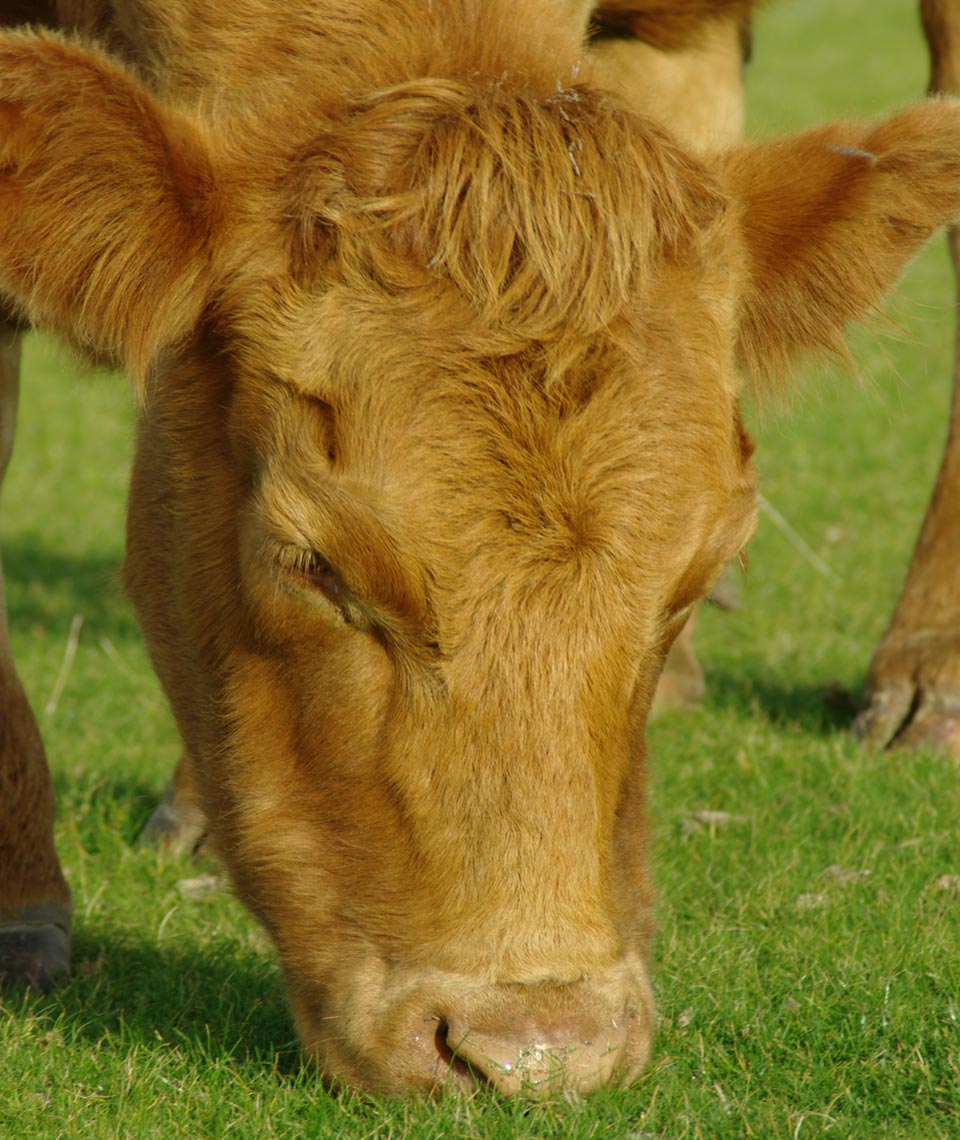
<box><xmin>286</xmin><ymin>547</ymin><xmax>341</xmax><ymax>596</ymax></box>
<box><xmin>275</xmin><ymin>544</ymin><xmax>364</xmax><ymax>626</ymax></box>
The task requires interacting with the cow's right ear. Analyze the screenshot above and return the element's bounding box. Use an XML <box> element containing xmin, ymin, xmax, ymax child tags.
<box><xmin>727</xmin><ymin>101</ymin><xmax>960</xmax><ymax>383</ymax></box>
<box><xmin>0</xmin><ymin>30</ymin><xmax>223</xmax><ymax>385</ymax></box>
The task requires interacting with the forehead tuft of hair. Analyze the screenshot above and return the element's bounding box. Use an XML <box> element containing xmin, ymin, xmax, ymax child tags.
<box><xmin>293</xmin><ymin>76</ymin><xmax>727</xmax><ymax>355</ymax></box>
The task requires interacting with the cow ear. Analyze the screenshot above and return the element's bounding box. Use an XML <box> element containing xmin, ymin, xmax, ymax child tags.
<box><xmin>727</xmin><ymin>100</ymin><xmax>960</xmax><ymax>383</ymax></box>
<box><xmin>0</xmin><ymin>30</ymin><xmax>222</xmax><ymax>385</ymax></box>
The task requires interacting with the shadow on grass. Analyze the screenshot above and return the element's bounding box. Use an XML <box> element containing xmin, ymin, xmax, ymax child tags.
<box><xmin>56</xmin><ymin>770</ymin><xmax>178</xmax><ymax>848</ymax></box>
<box><xmin>703</xmin><ymin>670</ymin><xmax>863</xmax><ymax>737</ymax></box>
<box><xmin>11</xmin><ymin>924</ymin><xmax>302</xmax><ymax>1078</ymax></box>
<box><xmin>4</xmin><ymin>541</ymin><xmax>140</xmax><ymax>644</ymax></box>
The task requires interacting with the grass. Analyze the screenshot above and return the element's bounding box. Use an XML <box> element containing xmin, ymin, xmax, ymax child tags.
<box><xmin>2</xmin><ymin>0</ymin><xmax>960</xmax><ymax>1136</ymax></box>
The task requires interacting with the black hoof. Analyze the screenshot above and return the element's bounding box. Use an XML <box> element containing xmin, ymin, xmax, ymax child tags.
<box><xmin>0</xmin><ymin>903</ymin><xmax>71</xmax><ymax>992</ymax></box>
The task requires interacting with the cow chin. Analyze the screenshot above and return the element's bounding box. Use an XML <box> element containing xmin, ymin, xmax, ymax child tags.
<box><xmin>286</xmin><ymin>953</ymin><xmax>656</xmax><ymax>1097</ymax></box>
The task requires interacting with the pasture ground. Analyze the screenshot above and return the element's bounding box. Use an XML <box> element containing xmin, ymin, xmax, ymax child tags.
<box><xmin>1</xmin><ymin>0</ymin><xmax>958</xmax><ymax>1136</ymax></box>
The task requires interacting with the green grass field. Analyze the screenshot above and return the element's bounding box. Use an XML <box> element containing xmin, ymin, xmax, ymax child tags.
<box><xmin>2</xmin><ymin>1</ymin><xmax>959</xmax><ymax>1137</ymax></box>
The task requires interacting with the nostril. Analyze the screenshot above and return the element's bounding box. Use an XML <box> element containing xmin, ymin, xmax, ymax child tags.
<box><xmin>434</xmin><ymin>1018</ymin><xmax>487</xmax><ymax>1090</ymax></box>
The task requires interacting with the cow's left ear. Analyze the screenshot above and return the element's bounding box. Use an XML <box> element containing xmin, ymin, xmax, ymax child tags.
<box><xmin>0</xmin><ymin>30</ymin><xmax>223</xmax><ymax>384</ymax></box>
<box><xmin>727</xmin><ymin>100</ymin><xmax>960</xmax><ymax>383</ymax></box>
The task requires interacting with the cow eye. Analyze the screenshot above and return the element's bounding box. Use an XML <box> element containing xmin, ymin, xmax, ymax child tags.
<box><xmin>275</xmin><ymin>545</ymin><xmax>356</xmax><ymax>620</ymax></box>
<box><xmin>287</xmin><ymin>548</ymin><xmax>342</xmax><ymax>599</ymax></box>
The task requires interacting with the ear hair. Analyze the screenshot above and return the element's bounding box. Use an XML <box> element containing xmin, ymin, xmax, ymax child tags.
<box><xmin>0</xmin><ymin>29</ymin><xmax>223</xmax><ymax>386</ymax></box>
<box><xmin>728</xmin><ymin>100</ymin><xmax>960</xmax><ymax>385</ymax></box>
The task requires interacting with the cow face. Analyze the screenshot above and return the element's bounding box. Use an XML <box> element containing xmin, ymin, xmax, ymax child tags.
<box><xmin>131</xmin><ymin>302</ymin><xmax>755</xmax><ymax>1094</ymax></box>
<box><xmin>2</xmin><ymin>25</ymin><xmax>960</xmax><ymax>1096</ymax></box>
<box><xmin>126</xmin><ymin>72</ymin><xmax>757</xmax><ymax>1091</ymax></box>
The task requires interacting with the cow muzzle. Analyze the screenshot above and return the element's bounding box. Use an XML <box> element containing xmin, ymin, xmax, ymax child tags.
<box><xmin>292</xmin><ymin>957</ymin><xmax>656</xmax><ymax>1096</ymax></box>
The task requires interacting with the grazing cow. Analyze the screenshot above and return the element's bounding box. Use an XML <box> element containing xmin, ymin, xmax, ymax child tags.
<box><xmin>0</xmin><ymin>0</ymin><xmax>959</xmax><ymax>1097</ymax></box>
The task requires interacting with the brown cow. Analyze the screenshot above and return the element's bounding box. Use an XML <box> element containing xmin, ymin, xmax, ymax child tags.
<box><xmin>0</xmin><ymin>0</ymin><xmax>959</xmax><ymax>1097</ymax></box>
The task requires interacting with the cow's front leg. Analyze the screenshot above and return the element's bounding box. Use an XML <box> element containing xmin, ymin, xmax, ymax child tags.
<box><xmin>853</xmin><ymin>1</ymin><xmax>960</xmax><ymax>756</ymax></box>
<box><xmin>651</xmin><ymin>608</ymin><xmax>705</xmax><ymax>715</ymax></box>
<box><xmin>854</xmin><ymin>228</ymin><xmax>960</xmax><ymax>755</ymax></box>
<box><xmin>139</xmin><ymin>750</ymin><xmax>208</xmax><ymax>857</ymax></box>
<box><xmin>0</xmin><ymin>321</ymin><xmax>72</xmax><ymax>989</ymax></box>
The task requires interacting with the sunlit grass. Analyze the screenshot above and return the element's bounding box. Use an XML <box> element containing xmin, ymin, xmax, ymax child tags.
<box><xmin>2</xmin><ymin>1</ymin><xmax>958</xmax><ymax>1137</ymax></box>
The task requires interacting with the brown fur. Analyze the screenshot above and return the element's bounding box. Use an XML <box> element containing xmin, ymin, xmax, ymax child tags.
<box><xmin>728</xmin><ymin>103</ymin><xmax>960</xmax><ymax>382</ymax></box>
<box><xmin>589</xmin><ymin>1</ymin><xmax>758</xmax><ymax>155</ymax></box>
<box><xmin>0</xmin><ymin>0</ymin><xmax>959</xmax><ymax>1095</ymax></box>
<box><xmin>592</xmin><ymin>0</ymin><xmax>757</xmax><ymax>52</ymax></box>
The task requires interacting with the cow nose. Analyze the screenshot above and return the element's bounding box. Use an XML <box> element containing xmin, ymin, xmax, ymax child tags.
<box><xmin>441</xmin><ymin>1011</ymin><xmax>633</xmax><ymax>1097</ymax></box>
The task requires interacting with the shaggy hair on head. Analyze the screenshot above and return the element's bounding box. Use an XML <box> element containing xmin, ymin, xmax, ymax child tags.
<box><xmin>294</xmin><ymin>76</ymin><xmax>727</xmax><ymax>360</ymax></box>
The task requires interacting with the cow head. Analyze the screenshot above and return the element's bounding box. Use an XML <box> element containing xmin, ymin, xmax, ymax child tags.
<box><xmin>1</xmin><ymin>21</ymin><xmax>959</xmax><ymax>1095</ymax></box>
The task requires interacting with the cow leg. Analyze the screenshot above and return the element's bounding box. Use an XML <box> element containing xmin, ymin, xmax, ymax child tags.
<box><xmin>853</xmin><ymin>0</ymin><xmax>960</xmax><ymax>755</ymax></box>
<box><xmin>650</xmin><ymin>569</ymin><xmax>742</xmax><ymax>717</ymax></box>
<box><xmin>0</xmin><ymin>321</ymin><xmax>72</xmax><ymax>989</ymax></box>
<box><xmin>139</xmin><ymin>750</ymin><xmax>208</xmax><ymax>857</ymax></box>
<box><xmin>854</xmin><ymin>228</ymin><xmax>960</xmax><ymax>754</ymax></box>
<box><xmin>651</xmin><ymin>610</ymin><xmax>705</xmax><ymax>716</ymax></box>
